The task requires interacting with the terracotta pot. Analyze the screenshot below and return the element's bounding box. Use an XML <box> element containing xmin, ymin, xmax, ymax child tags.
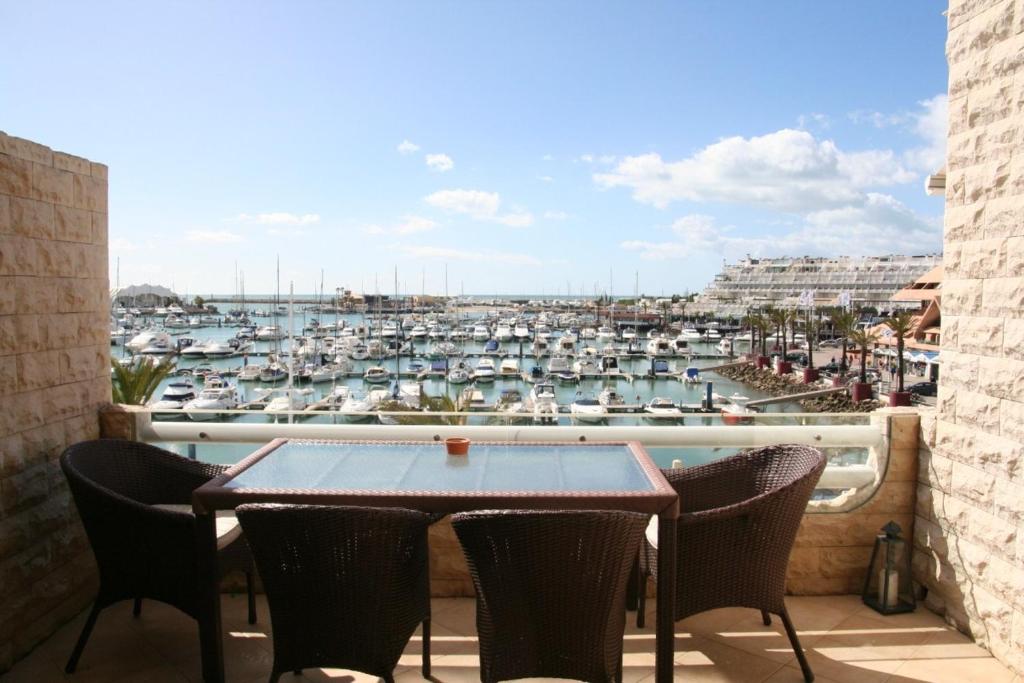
<box><xmin>802</xmin><ymin>368</ymin><xmax>819</xmax><ymax>383</ymax></box>
<box><xmin>444</xmin><ymin>437</ymin><xmax>470</xmax><ymax>456</ymax></box>
<box><xmin>756</xmin><ymin>355</ymin><xmax>770</xmax><ymax>369</ymax></box>
<box><xmin>850</xmin><ymin>382</ymin><xmax>873</xmax><ymax>402</ymax></box>
<box><xmin>888</xmin><ymin>391</ymin><xmax>912</xmax><ymax>407</ymax></box>
<box><xmin>831</xmin><ymin>375</ymin><xmax>845</xmax><ymax>388</ymax></box>
<box><xmin>775</xmin><ymin>360</ymin><xmax>792</xmax><ymax>375</ymax></box>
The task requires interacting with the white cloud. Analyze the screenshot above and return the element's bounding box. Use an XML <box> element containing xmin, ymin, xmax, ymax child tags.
<box><xmin>423</xmin><ymin>189</ymin><xmax>534</xmax><ymax>227</ymax></box>
<box><xmin>904</xmin><ymin>94</ymin><xmax>948</xmax><ymax>172</ymax></box>
<box><xmin>595</xmin><ymin>129</ymin><xmax>917</xmax><ymax>212</ymax></box>
<box><xmin>797</xmin><ymin>112</ymin><xmax>831</xmax><ymax>130</ymax></box>
<box><xmin>361</xmin><ymin>215</ymin><xmax>438</xmax><ymax>236</ymax></box>
<box><xmin>621</xmin><ymin>199</ymin><xmax>940</xmax><ymax>261</ymax></box>
<box><xmin>231</xmin><ymin>212</ymin><xmax>321</xmax><ymax>225</ymax></box>
<box><xmin>579</xmin><ymin>154</ymin><xmax>616</xmax><ymax>164</ymax></box>
<box><xmin>400</xmin><ymin>245</ymin><xmax>542</xmax><ymax>266</ymax></box>
<box><xmin>185</xmin><ymin>230</ymin><xmax>243</xmax><ymax>244</ymax></box>
<box><xmin>543</xmin><ymin>210</ymin><xmax>569</xmax><ymax>220</ymax></box>
<box><xmin>580</xmin><ymin>154</ymin><xmax>595</xmax><ymax>163</ymax></box>
<box><xmin>397</xmin><ymin>139</ymin><xmax>420</xmax><ymax>155</ymax></box>
<box><xmin>425</xmin><ymin>153</ymin><xmax>454</xmax><ymax>172</ymax></box>
<box><xmin>537</xmin><ymin>175</ymin><xmax>554</xmax><ymax>182</ymax></box>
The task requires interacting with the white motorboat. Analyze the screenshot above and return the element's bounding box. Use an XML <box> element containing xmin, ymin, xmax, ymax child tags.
<box><xmin>409</xmin><ymin>324</ymin><xmax>429</xmax><ymax>339</ymax></box>
<box><xmin>380</xmin><ymin>320</ymin><xmax>399</xmax><ymax>339</ymax></box>
<box><xmin>204</xmin><ymin>339</ymin><xmax>251</xmax><ymax>358</ymax></box>
<box><xmin>140</xmin><ymin>338</ymin><xmax>175</xmax><ymax>355</ymax></box>
<box><xmin>200</xmin><ymin>314</ymin><xmax>219</xmax><ymax>325</ymax></box>
<box><xmin>499</xmin><ymin>358</ymin><xmax>519</xmax><ymax>376</ymax></box>
<box><xmin>598</xmin><ymin>387</ymin><xmax>625</xmax><ymax>408</ymax></box>
<box><xmin>495</xmin><ymin>388</ymin><xmax>525</xmax><ymax>416</ymax></box>
<box><xmin>349</xmin><ymin>342</ymin><xmax>370</xmax><ymax>360</ymax></box>
<box><xmin>573</xmin><ymin>356</ymin><xmax>600</xmax><ymax>375</ymax></box>
<box><xmin>717</xmin><ymin>338</ymin><xmax>734</xmax><ymax>355</ymax></box>
<box><xmin>621</xmin><ymin>327</ymin><xmax>637</xmax><ymax>342</ymax></box>
<box><xmin>671</xmin><ymin>335</ymin><xmax>691</xmax><ymax>354</ymax></box>
<box><xmin>263</xmin><ymin>388</ymin><xmax>314</xmax><ymax>418</ymax></box>
<box><xmin>308</xmin><ymin>363</ymin><xmax>347</xmax><ymax>383</ymax></box>
<box><xmin>721</xmin><ymin>395</ymin><xmax>757</xmax><ymax>424</ymax></box>
<box><xmin>259</xmin><ymin>362</ymin><xmax>288</xmax><ymax>383</ymax></box>
<box><xmin>474</xmin><ymin>358</ymin><xmax>496</xmax><ymax>383</ymax></box>
<box><xmin>704</xmin><ymin>328</ymin><xmax>722</xmax><ymax>341</ymax></box>
<box><xmin>164</xmin><ymin>314</ymin><xmax>188</xmax><ymax>329</ymax></box>
<box><xmin>646</xmin><ymin>337</ymin><xmax>672</xmax><ymax>356</ymax></box>
<box><xmin>179</xmin><ymin>341</ymin><xmax>210</xmax><ymax>358</ymax></box>
<box><xmin>495</xmin><ymin>323</ymin><xmax>513</xmax><ymax>342</ymax></box>
<box><xmin>255</xmin><ymin>325</ymin><xmax>284</xmax><ymax>341</ymax></box>
<box><xmin>570</xmin><ymin>394</ymin><xmax>606</xmax><ymax>424</ymax></box>
<box><xmin>335</xmin><ymin>390</ymin><xmax>378</xmax><ymax>422</ymax></box>
<box><xmin>447</xmin><ymin>361</ymin><xmax>473</xmax><ymax>384</ymax></box>
<box><xmin>363</xmin><ymin>366</ymin><xmax>391</xmax><ymax>384</ymax></box>
<box><xmin>680</xmin><ymin>328</ymin><xmax>703</xmax><ymax>342</ymax></box>
<box><xmin>644</xmin><ymin>397</ymin><xmax>682</xmax><ymax>422</ymax></box>
<box><xmin>126</xmin><ymin>330</ymin><xmax>172</xmax><ymax>354</ymax></box>
<box><xmin>310</xmin><ymin>385</ymin><xmax>350</xmax><ymax>411</ymax></box>
<box><xmin>527</xmin><ymin>383</ymin><xmax>559</xmax><ymax>424</ymax></box>
<box><xmin>557</xmin><ymin>336</ymin><xmax>575</xmax><ymax>355</ymax></box>
<box><xmin>472</xmin><ymin>324</ymin><xmax>491</xmax><ymax>341</ymax></box>
<box><xmin>167</xmin><ymin>303</ymin><xmax>185</xmax><ymax>315</ymax></box>
<box><xmin>236</xmin><ymin>364</ymin><xmax>262</xmax><ymax>381</ymax></box>
<box><xmin>547</xmin><ymin>355</ymin><xmax>571</xmax><ymax>375</ymax></box>
<box><xmin>513</xmin><ymin>323</ymin><xmax>531</xmax><ymax>340</ymax></box>
<box><xmin>184</xmin><ymin>377</ymin><xmax>240</xmax><ymax>421</ymax></box>
<box><xmin>534</xmin><ymin>324</ymin><xmax>553</xmax><ymax>340</ymax></box>
<box><xmin>580</xmin><ymin>327</ymin><xmax>597</xmax><ymax>340</ymax></box>
<box><xmin>532</xmin><ymin>338</ymin><xmax>549</xmax><ymax>356</ymax></box>
<box><xmin>596</xmin><ymin>326</ymin><xmax>616</xmax><ymax>344</ymax></box>
<box><xmin>149</xmin><ymin>379</ymin><xmax>197</xmax><ymax>417</ymax></box>
<box><xmin>600</xmin><ymin>354</ymin><xmax>621</xmax><ymax>375</ymax></box>
<box><xmin>188</xmin><ymin>316</ymin><xmax>202</xmax><ymax>328</ymax></box>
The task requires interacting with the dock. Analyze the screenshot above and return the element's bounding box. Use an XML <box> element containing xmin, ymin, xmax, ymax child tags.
<box><xmin>745</xmin><ymin>386</ymin><xmax>846</xmax><ymax>408</ymax></box>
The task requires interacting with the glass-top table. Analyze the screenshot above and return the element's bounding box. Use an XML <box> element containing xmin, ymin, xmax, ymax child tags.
<box><xmin>192</xmin><ymin>439</ymin><xmax>679</xmax><ymax>683</ymax></box>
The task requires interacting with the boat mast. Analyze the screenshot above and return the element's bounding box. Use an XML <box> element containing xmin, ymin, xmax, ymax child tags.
<box><xmin>287</xmin><ymin>281</ymin><xmax>294</xmax><ymax>425</ymax></box>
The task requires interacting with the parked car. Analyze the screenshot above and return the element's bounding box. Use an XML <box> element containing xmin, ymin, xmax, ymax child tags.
<box><xmin>906</xmin><ymin>381</ymin><xmax>938</xmax><ymax>396</ymax></box>
<box><xmin>818</xmin><ymin>339</ymin><xmax>840</xmax><ymax>348</ymax></box>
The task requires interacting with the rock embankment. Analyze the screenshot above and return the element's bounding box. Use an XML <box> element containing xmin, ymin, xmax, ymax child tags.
<box><xmin>714</xmin><ymin>363</ymin><xmax>881</xmax><ymax>413</ymax></box>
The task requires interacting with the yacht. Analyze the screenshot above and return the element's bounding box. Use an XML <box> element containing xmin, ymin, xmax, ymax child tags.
<box><xmin>259</xmin><ymin>362</ymin><xmax>288</xmax><ymax>383</ymax></box>
<box><xmin>596</xmin><ymin>326</ymin><xmax>616</xmax><ymax>344</ymax></box>
<box><xmin>184</xmin><ymin>377</ymin><xmax>240</xmax><ymax>421</ymax></box>
<box><xmin>309</xmin><ymin>385</ymin><xmax>350</xmax><ymax>411</ymax></box>
<box><xmin>336</xmin><ymin>389</ymin><xmax>382</xmax><ymax>422</ymax></box>
<box><xmin>473</xmin><ymin>358</ymin><xmax>496</xmax><ymax>383</ymax></box>
<box><xmin>484</xmin><ymin>339</ymin><xmax>500</xmax><ymax>353</ymax></box>
<box><xmin>600</xmin><ymin>354</ymin><xmax>622</xmax><ymax>375</ymax></box>
<box><xmin>495</xmin><ymin>322</ymin><xmax>513</xmax><ymax>342</ymax></box>
<box><xmin>671</xmin><ymin>335</ymin><xmax>691</xmax><ymax>355</ymax></box>
<box><xmin>427</xmin><ymin>324</ymin><xmax>448</xmax><ymax>340</ymax></box>
<box><xmin>255</xmin><ymin>325</ymin><xmax>284</xmax><ymax>341</ymax></box>
<box><xmin>126</xmin><ymin>330</ymin><xmax>172</xmax><ymax>354</ymax></box>
<box><xmin>680</xmin><ymin>327</ymin><xmax>703</xmax><ymax>342</ymax></box>
<box><xmin>149</xmin><ymin>379</ymin><xmax>197</xmax><ymax>417</ymax></box>
<box><xmin>447</xmin><ymin>360</ymin><xmax>473</xmax><ymax>384</ymax></box>
<box><xmin>363</xmin><ymin>366</ymin><xmax>391</xmax><ymax>384</ymax></box>
<box><xmin>263</xmin><ymin>388</ymin><xmax>314</xmax><ymax>419</ymax></box>
<box><xmin>644</xmin><ymin>397</ymin><xmax>682</xmax><ymax>422</ymax></box>
<box><xmin>513</xmin><ymin>322</ymin><xmax>531</xmax><ymax>341</ymax></box>
<box><xmin>308</xmin><ymin>363</ymin><xmax>347</xmax><ymax>383</ymax></box>
<box><xmin>495</xmin><ymin>388</ymin><xmax>525</xmax><ymax>415</ymax></box>
<box><xmin>534</xmin><ymin>324</ymin><xmax>553</xmax><ymax>340</ymax></box>
<box><xmin>188</xmin><ymin>316</ymin><xmax>202</xmax><ymax>329</ymax></box>
<box><xmin>499</xmin><ymin>358</ymin><xmax>519</xmax><ymax>376</ymax></box>
<box><xmin>179</xmin><ymin>340</ymin><xmax>210</xmax><ymax>358</ymax></box>
<box><xmin>409</xmin><ymin>324</ymin><xmax>429</xmax><ymax>339</ymax></box>
<box><xmin>527</xmin><ymin>383</ymin><xmax>559</xmax><ymax>424</ymax></box>
<box><xmin>556</xmin><ymin>336</ymin><xmax>575</xmax><ymax>355</ymax></box>
<box><xmin>167</xmin><ymin>303</ymin><xmax>185</xmax><ymax>315</ymax></box>
<box><xmin>598</xmin><ymin>387</ymin><xmax>625</xmax><ymax>408</ymax></box>
<box><xmin>704</xmin><ymin>328</ymin><xmax>722</xmax><ymax>341</ymax></box>
<box><xmin>236</xmin><ymin>364</ymin><xmax>262</xmax><ymax>381</ymax></box>
<box><xmin>721</xmin><ymin>395</ymin><xmax>756</xmax><ymax>425</ymax></box>
<box><xmin>348</xmin><ymin>342</ymin><xmax>370</xmax><ymax>361</ymax></box>
<box><xmin>140</xmin><ymin>338</ymin><xmax>175</xmax><ymax>356</ymax></box>
<box><xmin>164</xmin><ymin>314</ymin><xmax>188</xmax><ymax>329</ymax></box>
<box><xmin>717</xmin><ymin>338</ymin><xmax>734</xmax><ymax>355</ymax></box>
<box><xmin>532</xmin><ymin>338</ymin><xmax>549</xmax><ymax>356</ymax></box>
<box><xmin>472</xmin><ymin>324</ymin><xmax>491</xmax><ymax>341</ymax></box>
<box><xmin>204</xmin><ymin>339</ymin><xmax>251</xmax><ymax>358</ymax></box>
<box><xmin>621</xmin><ymin>327</ymin><xmax>637</xmax><ymax>342</ymax></box>
<box><xmin>572</xmin><ymin>356</ymin><xmax>600</xmax><ymax>375</ymax></box>
<box><xmin>646</xmin><ymin>337</ymin><xmax>672</xmax><ymax>356</ymax></box>
<box><xmin>580</xmin><ymin>327</ymin><xmax>597</xmax><ymax>340</ymax></box>
<box><xmin>570</xmin><ymin>394</ymin><xmax>606</xmax><ymax>424</ymax></box>
<box><xmin>200</xmin><ymin>314</ymin><xmax>219</xmax><ymax>325</ymax></box>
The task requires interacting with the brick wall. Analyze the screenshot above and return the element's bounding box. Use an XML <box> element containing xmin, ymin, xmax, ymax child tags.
<box><xmin>913</xmin><ymin>0</ymin><xmax>1024</xmax><ymax>675</ymax></box>
<box><xmin>0</xmin><ymin>132</ymin><xmax>110</xmax><ymax>671</ymax></box>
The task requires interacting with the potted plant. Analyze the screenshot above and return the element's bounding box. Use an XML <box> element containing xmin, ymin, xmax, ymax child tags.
<box><xmin>831</xmin><ymin>310</ymin><xmax>856</xmax><ymax>374</ymax></box>
<box><xmin>770</xmin><ymin>308</ymin><xmax>795</xmax><ymax>375</ymax></box>
<box><xmin>751</xmin><ymin>313</ymin><xmax>771</xmax><ymax>369</ymax></box>
<box><xmin>847</xmin><ymin>328</ymin><xmax>879</xmax><ymax>402</ymax></box>
<box><xmin>111</xmin><ymin>358</ymin><xmax>175</xmax><ymax>405</ymax></box>
<box><xmin>884</xmin><ymin>311</ymin><xmax>916</xmax><ymax>406</ymax></box>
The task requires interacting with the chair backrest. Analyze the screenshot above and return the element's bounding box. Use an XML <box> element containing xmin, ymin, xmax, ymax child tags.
<box><xmin>235</xmin><ymin>504</ymin><xmax>432</xmax><ymax>678</ymax></box>
<box><xmin>451</xmin><ymin>509</ymin><xmax>647</xmax><ymax>683</ymax></box>
<box><xmin>665</xmin><ymin>445</ymin><xmax>826</xmax><ymax>618</ymax></box>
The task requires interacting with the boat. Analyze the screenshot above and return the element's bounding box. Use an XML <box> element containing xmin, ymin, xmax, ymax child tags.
<box><xmin>409</xmin><ymin>324</ymin><xmax>429</xmax><ymax>339</ymax></box>
<box><xmin>524</xmin><ymin>365</ymin><xmax>546</xmax><ymax>383</ymax></box>
<box><xmin>499</xmin><ymin>358</ymin><xmax>519</xmax><ymax>376</ymax></box>
<box><xmin>495</xmin><ymin>388</ymin><xmax>525</xmax><ymax>415</ymax></box>
<box><xmin>307</xmin><ymin>385</ymin><xmax>350</xmax><ymax>411</ymax></box>
<box><xmin>458</xmin><ymin>385</ymin><xmax>487</xmax><ymax>411</ymax></box>
<box><xmin>236</xmin><ymin>364</ymin><xmax>262</xmax><ymax>381</ymax></box>
<box><xmin>167</xmin><ymin>303</ymin><xmax>185</xmax><ymax>315</ymax></box>
<box><xmin>570</xmin><ymin>394</ymin><xmax>607</xmax><ymax>424</ymax></box>
<box><xmin>580</xmin><ymin>327</ymin><xmax>597</xmax><ymax>340</ymax></box>
<box><xmin>200</xmin><ymin>314</ymin><xmax>219</xmax><ymax>325</ymax></box>
<box><xmin>644</xmin><ymin>397</ymin><xmax>682</xmax><ymax>422</ymax></box>
<box><xmin>721</xmin><ymin>395</ymin><xmax>757</xmax><ymax>425</ymax></box>
<box><xmin>557</xmin><ymin>336</ymin><xmax>575</xmax><ymax>355</ymax></box>
<box><xmin>164</xmin><ymin>314</ymin><xmax>188</xmax><ymax>329</ymax></box>
<box><xmin>472</xmin><ymin>324</ymin><xmax>491</xmax><ymax>341</ymax></box>
<box><xmin>573</xmin><ymin>356</ymin><xmax>600</xmax><ymax>375</ymax></box>
<box><xmin>532</xmin><ymin>338</ymin><xmax>549</xmax><ymax>356</ymax></box>
<box><xmin>474</xmin><ymin>358</ymin><xmax>496</xmax><ymax>383</ymax></box>
<box><xmin>646</xmin><ymin>337</ymin><xmax>672</xmax><ymax>356</ymax></box>
<box><xmin>649</xmin><ymin>359</ymin><xmax>674</xmax><ymax>376</ymax></box>
<box><xmin>682</xmin><ymin>366</ymin><xmax>701</xmax><ymax>383</ymax></box>
<box><xmin>336</xmin><ymin>389</ymin><xmax>382</xmax><ymax>422</ymax></box>
<box><xmin>495</xmin><ymin>322</ymin><xmax>513</xmax><ymax>342</ymax></box>
<box><xmin>484</xmin><ymin>338</ymin><xmax>500</xmax><ymax>353</ymax></box>
<box><xmin>204</xmin><ymin>339</ymin><xmax>252</xmax><ymax>358</ymax></box>
<box><xmin>179</xmin><ymin>340</ymin><xmax>210</xmax><ymax>358</ymax></box>
<box><xmin>527</xmin><ymin>383</ymin><xmax>559</xmax><ymax>424</ymax></box>
<box><xmin>259</xmin><ymin>362</ymin><xmax>288</xmax><ymax>383</ymax></box>
<box><xmin>263</xmin><ymin>388</ymin><xmax>315</xmax><ymax>419</ymax></box>
<box><xmin>598</xmin><ymin>387</ymin><xmax>625</xmax><ymax>408</ymax></box>
<box><xmin>621</xmin><ymin>327</ymin><xmax>637</xmax><ymax>342</ymax></box>
<box><xmin>671</xmin><ymin>335</ymin><xmax>691</xmax><ymax>354</ymax></box>
<box><xmin>513</xmin><ymin>322</ymin><xmax>531</xmax><ymax>340</ymax></box>
<box><xmin>349</xmin><ymin>342</ymin><xmax>370</xmax><ymax>360</ymax></box>
<box><xmin>255</xmin><ymin>325</ymin><xmax>284</xmax><ymax>341</ymax></box>
<box><xmin>126</xmin><ymin>330</ymin><xmax>171</xmax><ymax>353</ymax></box>
<box><xmin>140</xmin><ymin>338</ymin><xmax>175</xmax><ymax>355</ymax></box>
<box><xmin>308</xmin><ymin>363</ymin><xmax>347</xmax><ymax>383</ymax></box>
<box><xmin>363</xmin><ymin>366</ymin><xmax>391</xmax><ymax>384</ymax></box>
<box><xmin>717</xmin><ymin>338</ymin><xmax>734</xmax><ymax>355</ymax></box>
<box><xmin>600</xmin><ymin>354</ymin><xmax>622</xmax><ymax>375</ymax></box>
<box><xmin>429</xmin><ymin>341</ymin><xmax>460</xmax><ymax>358</ymax></box>
<box><xmin>704</xmin><ymin>328</ymin><xmax>722</xmax><ymax>341</ymax></box>
<box><xmin>184</xmin><ymin>376</ymin><xmax>240</xmax><ymax>421</ymax></box>
<box><xmin>149</xmin><ymin>379</ymin><xmax>197</xmax><ymax>418</ymax></box>
<box><xmin>596</xmin><ymin>326</ymin><xmax>616</xmax><ymax>344</ymax></box>
<box><xmin>188</xmin><ymin>316</ymin><xmax>202</xmax><ymax>328</ymax></box>
<box><xmin>680</xmin><ymin>327</ymin><xmax>702</xmax><ymax>342</ymax></box>
<box><xmin>447</xmin><ymin>360</ymin><xmax>473</xmax><ymax>384</ymax></box>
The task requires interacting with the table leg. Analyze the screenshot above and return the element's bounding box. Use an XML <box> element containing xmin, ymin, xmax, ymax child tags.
<box><xmin>196</xmin><ymin>512</ymin><xmax>224</xmax><ymax>683</ymax></box>
<box><xmin>655</xmin><ymin>513</ymin><xmax>677</xmax><ymax>683</ymax></box>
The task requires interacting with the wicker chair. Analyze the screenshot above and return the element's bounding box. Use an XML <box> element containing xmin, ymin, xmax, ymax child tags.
<box><xmin>235</xmin><ymin>503</ymin><xmax>433</xmax><ymax>683</ymax></box>
<box><xmin>636</xmin><ymin>444</ymin><xmax>826</xmax><ymax>683</ymax></box>
<box><xmin>451</xmin><ymin>510</ymin><xmax>647</xmax><ymax>683</ymax></box>
<box><xmin>60</xmin><ymin>439</ymin><xmax>257</xmax><ymax>674</ymax></box>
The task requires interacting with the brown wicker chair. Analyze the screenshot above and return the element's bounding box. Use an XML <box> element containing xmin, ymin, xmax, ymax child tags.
<box><xmin>60</xmin><ymin>439</ymin><xmax>257</xmax><ymax>674</ymax></box>
<box><xmin>451</xmin><ymin>509</ymin><xmax>647</xmax><ymax>683</ymax></box>
<box><xmin>636</xmin><ymin>444</ymin><xmax>826</xmax><ymax>683</ymax></box>
<box><xmin>235</xmin><ymin>503</ymin><xmax>433</xmax><ymax>683</ymax></box>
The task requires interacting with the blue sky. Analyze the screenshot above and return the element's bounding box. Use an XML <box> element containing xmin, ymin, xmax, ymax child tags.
<box><xmin>1</xmin><ymin>1</ymin><xmax>949</xmax><ymax>297</ymax></box>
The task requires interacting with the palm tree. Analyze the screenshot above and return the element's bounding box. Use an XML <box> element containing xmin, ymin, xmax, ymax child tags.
<box><xmin>883</xmin><ymin>311</ymin><xmax>916</xmax><ymax>393</ymax></box>
<box><xmin>752</xmin><ymin>314</ymin><xmax>772</xmax><ymax>358</ymax></box>
<box><xmin>769</xmin><ymin>308</ymin><xmax>793</xmax><ymax>357</ymax></box>
<box><xmin>741</xmin><ymin>311</ymin><xmax>758</xmax><ymax>355</ymax></box>
<box><xmin>848</xmin><ymin>328</ymin><xmax>879</xmax><ymax>384</ymax></box>
<box><xmin>111</xmin><ymin>358</ymin><xmax>175</xmax><ymax>405</ymax></box>
<box><xmin>831</xmin><ymin>310</ymin><xmax>857</xmax><ymax>372</ymax></box>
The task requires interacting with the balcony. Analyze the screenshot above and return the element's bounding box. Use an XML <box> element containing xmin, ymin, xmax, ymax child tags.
<box><xmin>5</xmin><ymin>593</ymin><xmax>1014</xmax><ymax>682</ymax></box>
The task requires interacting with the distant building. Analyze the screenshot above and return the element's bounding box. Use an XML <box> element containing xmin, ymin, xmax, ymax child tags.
<box><xmin>688</xmin><ymin>254</ymin><xmax>942</xmax><ymax>317</ymax></box>
<box><xmin>868</xmin><ymin>265</ymin><xmax>942</xmax><ymax>380</ymax></box>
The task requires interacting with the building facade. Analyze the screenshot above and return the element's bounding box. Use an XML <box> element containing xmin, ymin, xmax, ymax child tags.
<box><xmin>690</xmin><ymin>254</ymin><xmax>943</xmax><ymax>317</ymax></box>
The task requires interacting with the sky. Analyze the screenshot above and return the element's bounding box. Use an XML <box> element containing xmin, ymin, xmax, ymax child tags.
<box><xmin>1</xmin><ymin>1</ymin><xmax>949</xmax><ymax>297</ymax></box>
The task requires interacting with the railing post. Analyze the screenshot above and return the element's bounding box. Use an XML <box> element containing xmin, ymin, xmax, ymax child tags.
<box><xmin>187</xmin><ymin>443</ymin><xmax>197</xmax><ymax>460</ymax></box>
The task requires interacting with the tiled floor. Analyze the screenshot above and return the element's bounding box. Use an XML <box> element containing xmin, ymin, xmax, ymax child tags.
<box><xmin>3</xmin><ymin>594</ymin><xmax>1018</xmax><ymax>683</ymax></box>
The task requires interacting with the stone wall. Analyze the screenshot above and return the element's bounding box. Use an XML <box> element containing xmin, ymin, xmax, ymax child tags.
<box><xmin>0</xmin><ymin>132</ymin><xmax>110</xmax><ymax>672</ymax></box>
<box><xmin>912</xmin><ymin>0</ymin><xmax>1024</xmax><ymax>675</ymax></box>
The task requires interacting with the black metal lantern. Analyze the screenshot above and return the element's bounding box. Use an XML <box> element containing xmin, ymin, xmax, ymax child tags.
<box><xmin>862</xmin><ymin>520</ymin><xmax>916</xmax><ymax>614</ymax></box>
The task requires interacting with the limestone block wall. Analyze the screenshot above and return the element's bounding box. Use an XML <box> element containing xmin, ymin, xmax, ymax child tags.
<box><xmin>913</xmin><ymin>0</ymin><xmax>1024</xmax><ymax>675</ymax></box>
<box><xmin>0</xmin><ymin>132</ymin><xmax>110</xmax><ymax>672</ymax></box>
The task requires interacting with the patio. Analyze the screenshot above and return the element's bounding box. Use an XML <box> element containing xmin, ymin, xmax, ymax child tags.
<box><xmin>3</xmin><ymin>594</ymin><xmax>1015</xmax><ymax>683</ymax></box>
